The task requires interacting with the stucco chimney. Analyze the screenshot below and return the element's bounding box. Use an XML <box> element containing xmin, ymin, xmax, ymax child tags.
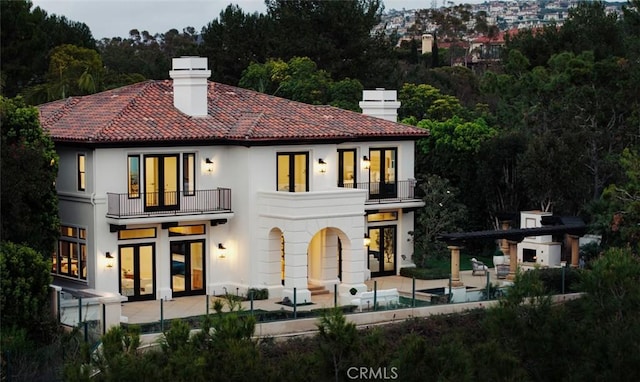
<box><xmin>359</xmin><ymin>88</ymin><xmax>401</xmax><ymax>122</ymax></box>
<box><xmin>169</xmin><ymin>57</ymin><xmax>211</xmax><ymax>117</ymax></box>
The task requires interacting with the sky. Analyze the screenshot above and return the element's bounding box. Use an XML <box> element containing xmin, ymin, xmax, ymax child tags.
<box><xmin>30</xmin><ymin>0</ymin><xmax>484</xmax><ymax>40</ymax></box>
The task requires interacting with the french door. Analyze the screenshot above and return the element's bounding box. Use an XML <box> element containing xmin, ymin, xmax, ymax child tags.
<box><xmin>367</xmin><ymin>226</ymin><xmax>396</xmax><ymax>277</ymax></box>
<box><xmin>277</xmin><ymin>152</ymin><xmax>308</xmax><ymax>192</ymax></box>
<box><xmin>369</xmin><ymin>148</ymin><xmax>397</xmax><ymax>199</ymax></box>
<box><xmin>170</xmin><ymin>240</ymin><xmax>205</xmax><ymax>297</ymax></box>
<box><xmin>144</xmin><ymin>154</ymin><xmax>179</xmax><ymax>211</ymax></box>
<box><xmin>119</xmin><ymin>244</ymin><xmax>155</xmax><ymax>301</ymax></box>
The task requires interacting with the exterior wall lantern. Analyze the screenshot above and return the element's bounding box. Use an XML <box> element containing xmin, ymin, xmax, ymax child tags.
<box><xmin>318</xmin><ymin>158</ymin><xmax>327</xmax><ymax>173</ymax></box>
<box><xmin>218</xmin><ymin>243</ymin><xmax>227</xmax><ymax>258</ymax></box>
<box><xmin>105</xmin><ymin>251</ymin><xmax>114</xmax><ymax>269</ymax></box>
<box><xmin>205</xmin><ymin>158</ymin><xmax>214</xmax><ymax>173</ymax></box>
<box><xmin>362</xmin><ymin>155</ymin><xmax>370</xmax><ymax>170</ymax></box>
<box><xmin>363</xmin><ymin>233</ymin><xmax>371</xmax><ymax>247</ymax></box>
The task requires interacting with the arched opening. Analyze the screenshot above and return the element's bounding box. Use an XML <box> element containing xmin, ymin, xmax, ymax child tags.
<box><xmin>307</xmin><ymin>227</ymin><xmax>349</xmax><ymax>292</ymax></box>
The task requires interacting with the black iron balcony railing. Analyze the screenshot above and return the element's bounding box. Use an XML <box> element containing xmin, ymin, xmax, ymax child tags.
<box><xmin>339</xmin><ymin>180</ymin><xmax>418</xmax><ymax>203</ymax></box>
<box><xmin>106</xmin><ymin>188</ymin><xmax>231</xmax><ymax>218</ymax></box>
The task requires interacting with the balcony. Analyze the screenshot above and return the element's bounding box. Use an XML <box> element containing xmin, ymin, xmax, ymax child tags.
<box><xmin>339</xmin><ymin>180</ymin><xmax>420</xmax><ymax>203</ymax></box>
<box><xmin>106</xmin><ymin>188</ymin><xmax>233</xmax><ymax>225</ymax></box>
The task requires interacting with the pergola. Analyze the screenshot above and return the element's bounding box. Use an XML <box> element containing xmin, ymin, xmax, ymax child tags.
<box><xmin>437</xmin><ymin>216</ymin><xmax>587</xmax><ymax>286</ymax></box>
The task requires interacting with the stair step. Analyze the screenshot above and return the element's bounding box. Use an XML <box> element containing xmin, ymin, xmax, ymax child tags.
<box><xmin>308</xmin><ymin>285</ymin><xmax>330</xmax><ymax>295</ymax></box>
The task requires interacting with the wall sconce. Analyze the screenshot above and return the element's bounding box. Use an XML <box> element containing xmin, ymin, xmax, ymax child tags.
<box><xmin>218</xmin><ymin>243</ymin><xmax>227</xmax><ymax>258</ymax></box>
<box><xmin>205</xmin><ymin>158</ymin><xmax>214</xmax><ymax>173</ymax></box>
<box><xmin>318</xmin><ymin>158</ymin><xmax>327</xmax><ymax>173</ymax></box>
<box><xmin>362</xmin><ymin>156</ymin><xmax>370</xmax><ymax>170</ymax></box>
<box><xmin>363</xmin><ymin>233</ymin><xmax>371</xmax><ymax>247</ymax></box>
<box><xmin>105</xmin><ymin>251</ymin><xmax>114</xmax><ymax>269</ymax></box>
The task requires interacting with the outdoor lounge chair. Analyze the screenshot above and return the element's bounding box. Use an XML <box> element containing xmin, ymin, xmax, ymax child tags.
<box><xmin>471</xmin><ymin>258</ymin><xmax>489</xmax><ymax>275</ymax></box>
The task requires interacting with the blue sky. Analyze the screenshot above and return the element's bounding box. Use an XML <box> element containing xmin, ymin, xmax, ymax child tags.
<box><xmin>30</xmin><ymin>0</ymin><xmax>485</xmax><ymax>40</ymax></box>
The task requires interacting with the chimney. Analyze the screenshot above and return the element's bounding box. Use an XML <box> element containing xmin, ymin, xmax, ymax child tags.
<box><xmin>169</xmin><ymin>57</ymin><xmax>211</xmax><ymax>117</ymax></box>
<box><xmin>359</xmin><ymin>88</ymin><xmax>401</xmax><ymax>122</ymax></box>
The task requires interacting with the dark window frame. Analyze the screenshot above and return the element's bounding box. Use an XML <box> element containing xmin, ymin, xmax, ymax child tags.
<box><xmin>337</xmin><ymin>149</ymin><xmax>357</xmax><ymax>187</ymax></box>
<box><xmin>128</xmin><ymin>155</ymin><xmax>140</xmax><ymax>199</ymax></box>
<box><xmin>77</xmin><ymin>154</ymin><xmax>86</xmax><ymax>191</ymax></box>
<box><xmin>183</xmin><ymin>153</ymin><xmax>196</xmax><ymax>196</ymax></box>
<box><xmin>276</xmin><ymin>152</ymin><xmax>309</xmax><ymax>192</ymax></box>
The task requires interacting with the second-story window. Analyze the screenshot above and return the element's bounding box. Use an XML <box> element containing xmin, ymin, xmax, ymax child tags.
<box><xmin>277</xmin><ymin>152</ymin><xmax>308</xmax><ymax>192</ymax></box>
<box><xmin>77</xmin><ymin>154</ymin><xmax>86</xmax><ymax>191</ymax></box>
<box><xmin>183</xmin><ymin>153</ymin><xmax>195</xmax><ymax>196</ymax></box>
<box><xmin>338</xmin><ymin>149</ymin><xmax>357</xmax><ymax>188</ymax></box>
<box><xmin>128</xmin><ymin>155</ymin><xmax>140</xmax><ymax>198</ymax></box>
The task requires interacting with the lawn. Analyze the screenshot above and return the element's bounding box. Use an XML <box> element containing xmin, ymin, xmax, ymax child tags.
<box><xmin>401</xmin><ymin>252</ymin><xmax>495</xmax><ymax>280</ymax></box>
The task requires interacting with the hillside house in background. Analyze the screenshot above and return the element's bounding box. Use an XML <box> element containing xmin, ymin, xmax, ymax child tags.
<box><xmin>39</xmin><ymin>57</ymin><xmax>428</xmax><ymax>305</ymax></box>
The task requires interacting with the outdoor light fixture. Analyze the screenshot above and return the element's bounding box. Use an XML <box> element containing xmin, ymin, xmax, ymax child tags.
<box><xmin>218</xmin><ymin>243</ymin><xmax>227</xmax><ymax>258</ymax></box>
<box><xmin>362</xmin><ymin>156</ymin><xmax>370</xmax><ymax>170</ymax></box>
<box><xmin>105</xmin><ymin>252</ymin><xmax>114</xmax><ymax>269</ymax></box>
<box><xmin>205</xmin><ymin>157</ymin><xmax>214</xmax><ymax>172</ymax></box>
<box><xmin>364</xmin><ymin>233</ymin><xmax>371</xmax><ymax>247</ymax></box>
<box><xmin>318</xmin><ymin>158</ymin><xmax>327</xmax><ymax>173</ymax></box>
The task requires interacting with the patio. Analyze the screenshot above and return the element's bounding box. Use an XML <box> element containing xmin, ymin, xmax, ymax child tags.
<box><xmin>120</xmin><ymin>270</ymin><xmax>505</xmax><ymax>325</ymax></box>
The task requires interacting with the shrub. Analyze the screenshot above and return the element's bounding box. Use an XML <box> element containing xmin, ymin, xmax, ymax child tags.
<box><xmin>400</xmin><ymin>267</ymin><xmax>450</xmax><ymax>280</ymax></box>
<box><xmin>0</xmin><ymin>241</ymin><xmax>54</xmax><ymax>341</ymax></box>
<box><xmin>247</xmin><ymin>288</ymin><xmax>269</xmax><ymax>300</ymax></box>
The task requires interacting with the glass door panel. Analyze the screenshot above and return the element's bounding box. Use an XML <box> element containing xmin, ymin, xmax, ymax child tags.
<box><xmin>277</xmin><ymin>155</ymin><xmax>290</xmax><ymax>191</ymax></box>
<box><xmin>293</xmin><ymin>154</ymin><xmax>307</xmax><ymax>192</ymax></box>
<box><xmin>139</xmin><ymin>245</ymin><xmax>154</xmax><ymax>296</ymax></box>
<box><xmin>119</xmin><ymin>244</ymin><xmax>155</xmax><ymax>301</ymax></box>
<box><xmin>120</xmin><ymin>247</ymin><xmax>135</xmax><ymax>297</ymax></box>
<box><xmin>171</xmin><ymin>242</ymin><xmax>186</xmax><ymax>293</ymax></box>
<box><xmin>382</xmin><ymin>227</ymin><xmax>396</xmax><ymax>272</ymax></box>
<box><xmin>368</xmin><ymin>228</ymin><xmax>381</xmax><ymax>274</ymax></box>
<box><xmin>190</xmin><ymin>242</ymin><xmax>204</xmax><ymax>291</ymax></box>
<box><xmin>163</xmin><ymin>156</ymin><xmax>178</xmax><ymax>207</ymax></box>
<box><xmin>171</xmin><ymin>240</ymin><xmax>205</xmax><ymax>296</ymax></box>
<box><xmin>145</xmin><ymin>156</ymin><xmax>159</xmax><ymax>208</ymax></box>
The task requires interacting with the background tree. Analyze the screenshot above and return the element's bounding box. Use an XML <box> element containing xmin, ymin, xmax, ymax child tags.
<box><xmin>239</xmin><ymin>57</ymin><xmax>364</xmax><ymax>109</ymax></box>
<box><xmin>589</xmin><ymin>148</ymin><xmax>640</xmax><ymax>249</ymax></box>
<box><xmin>0</xmin><ymin>96</ymin><xmax>59</xmax><ymax>256</ymax></box>
<box><xmin>200</xmin><ymin>5</ymin><xmax>270</xmax><ymax>85</ymax></box>
<box><xmin>1</xmin><ymin>0</ymin><xmax>95</xmax><ymax>99</ymax></box>
<box><xmin>412</xmin><ymin>174</ymin><xmax>468</xmax><ymax>266</ymax></box>
<box><xmin>265</xmin><ymin>0</ymin><xmax>390</xmax><ymax>87</ymax></box>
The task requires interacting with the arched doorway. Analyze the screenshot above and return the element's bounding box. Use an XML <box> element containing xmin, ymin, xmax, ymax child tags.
<box><xmin>307</xmin><ymin>227</ymin><xmax>348</xmax><ymax>290</ymax></box>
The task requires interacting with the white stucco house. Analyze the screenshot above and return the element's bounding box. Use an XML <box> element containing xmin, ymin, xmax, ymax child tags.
<box><xmin>39</xmin><ymin>57</ymin><xmax>428</xmax><ymax>305</ymax></box>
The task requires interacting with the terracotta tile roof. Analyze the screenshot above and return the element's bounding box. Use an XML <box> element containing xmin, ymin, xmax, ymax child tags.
<box><xmin>39</xmin><ymin>80</ymin><xmax>429</xmax><ymax>145</ymax></box>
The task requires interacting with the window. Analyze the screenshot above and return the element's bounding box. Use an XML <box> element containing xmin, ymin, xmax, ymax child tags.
<box><xmin>367</xmin><ymin>211</ymin><xmax>398</xmax><ymax>222</ymax></box>
<box><xmin>128</xmin><ymin>155</ymin><xmax>140</xmax><ymax>198</ymax></box>
<box><xmin>338</xmin><ymin>149</ymin><xmax>357</xmax><ymax>188</ymax></box>
<box><xmin>77</xmin><ymin>154</ymin><xmax>86</xmax><ymax>191</ymax></box>
<box><xmin>183</xmin><ymin>153</ymin><xmax>196</xmax><ymax>196</ymax></box>
<box><xmin>168</xmin><ymin>225</ymin><xmax>205</xmax><ymax>236</ymax></box>
<box><xmin>118</xmin><ymin>228</ymin><xmax>157</xmax><ymax>240</ymax></box>
<box><xmin>52</xmin><ymin>225</ymin><xmax>87</xmax><ymax>280</ymax></box>
<box><xmin>277</xmin><ymin>152</ymin><xmax>308</xmax><ymax>192</ymax></box>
